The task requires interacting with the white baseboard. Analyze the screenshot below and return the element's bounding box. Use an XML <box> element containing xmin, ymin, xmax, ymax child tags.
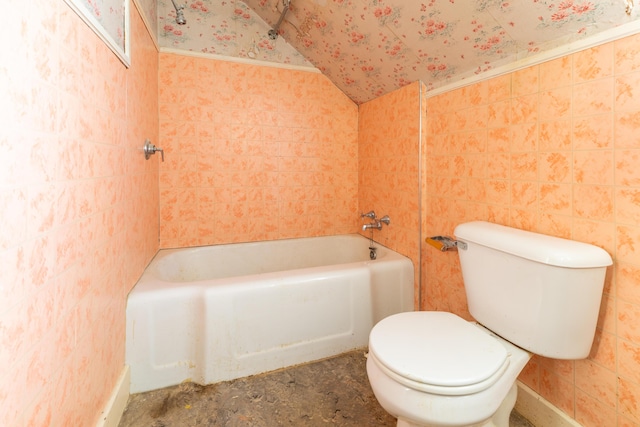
<box><xmin>516</xmin><ymin>381</ymin><xmax>582</xmax><ymax>427</ymax></box>
<box><xmin>96</xmin><ymin>365</ymin><xmax>130</xmax><ymax>427</ymax></box>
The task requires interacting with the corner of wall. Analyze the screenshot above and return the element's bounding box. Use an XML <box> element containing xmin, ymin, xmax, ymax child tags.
<box><xmin>95</xmin><ymin>366</ymin><xmax>130</xmax><ymax>427</ymax></box>
<box><xmin>516</xmin><ymin>381</ymin><xmax>581</xmax><ymax>427</ymax></box>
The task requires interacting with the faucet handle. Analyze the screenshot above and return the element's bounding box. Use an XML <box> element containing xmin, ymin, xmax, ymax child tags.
<box><xmin>379</xmin><ymin>215</ymin><xmax>390</xmax><ymax>225</ymax></box>
<box><xmin>361</xmin><ymin>210</ymin><xmax>376</xmax><ymax>219</ymax></box>
<box><xmin>144</xmin><ymin>139</ymin><xmax>165</xmax><ymax>162</ymax></box>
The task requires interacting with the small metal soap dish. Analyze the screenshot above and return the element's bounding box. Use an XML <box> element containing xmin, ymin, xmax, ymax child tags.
<box><xmin>425</xmin><ymin>236</ymin><xmax>467</xmax><ymax>252</ymax></box>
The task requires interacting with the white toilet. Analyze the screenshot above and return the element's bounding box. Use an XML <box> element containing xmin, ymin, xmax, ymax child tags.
<box><xmin>367</xmin><ymin>221</ymin><xmax>612</xmax><ymax>427</ymax></box>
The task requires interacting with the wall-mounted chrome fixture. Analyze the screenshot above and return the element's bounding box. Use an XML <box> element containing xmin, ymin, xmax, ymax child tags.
<box><xmin>425</xmin><ymin>236</ymin><xmax>467</xmax><ymax>252</ymax></box>
<box><xmin>361</xmin><ymin>213</ymin><xmax>390</xmax><ymax>231</ymax></box>
<box><xmin>268</xmin><ymin>0</ymin><xmax>291</xmax><ymax>40</ymax></box>
<box><xmin>144</xmin><ymin>139</ymin><xmax>164</xmax><ymax>161</ymax></box>
<box><xmin>171</xmin><ymin>0</ymin><xmax>187</xmax><ymax>25</ymax></box>
<box><xmin>361</xmin><ymin>210</ymin><xmax>376</xmax><ymax>220</ymax></box>
<box><xmin>361</xmin><ymin>212</ymin><xmax>390</xmax><ymax>259</ymax></box>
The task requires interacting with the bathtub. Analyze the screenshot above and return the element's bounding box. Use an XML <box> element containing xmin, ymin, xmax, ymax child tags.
<box><xmin>125</xmin><ymin>234</ymin><xmax>414</xmax><ymax>393</ymax></box>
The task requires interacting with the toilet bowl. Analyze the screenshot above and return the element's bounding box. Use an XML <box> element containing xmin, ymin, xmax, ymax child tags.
<box><xmin>367</xmin><ymin>311</ymin><xmax>531</xmax><ymax>427</ymax></box>
<box><xmin>366</xmin><ymin>221</ymin><xmax>612</xmax><ymax>427</ymax></box>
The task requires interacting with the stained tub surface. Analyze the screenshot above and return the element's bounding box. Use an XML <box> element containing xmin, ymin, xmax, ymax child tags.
<box><xmin>126</xmin><ymin>234</ymin><xmax>414</xmax><ymax>393</ymax></box>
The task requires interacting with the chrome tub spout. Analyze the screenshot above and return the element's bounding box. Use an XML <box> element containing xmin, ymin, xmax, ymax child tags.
<box><xmin>363</xmin><ymin>221</ymin><xmax>382</xmax><ymax>231</ymax></box>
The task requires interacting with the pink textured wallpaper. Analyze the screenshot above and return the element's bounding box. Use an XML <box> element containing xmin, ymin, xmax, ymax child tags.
<box><xmin>158</xmin><ymin>54</ymin><xmax>359</xmax><ymax>247</ymax></box>
<box><xmin>423</xmin><ymin>35</ymin><xmax>640</xmax><ymax>426</ymax></box>
<box><xmin>358</xmin><ymin>82</ymin><xmax>422</xmax><ymax>308</ymax></box>
<box><xmin>3</xmin><ymin>1</ymin><xmax>640</xmax><ymax>426</ymax></box>
<box><xmin>0</xmin><ymin>2</ymin><xmax>159</xmax><ymax>426</ymax></box>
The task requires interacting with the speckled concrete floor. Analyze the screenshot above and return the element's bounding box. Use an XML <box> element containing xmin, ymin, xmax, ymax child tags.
<box><xmin>119</xmin><ymin>350</ymin><xmax>534</xmax><ymax>427</ymax></box>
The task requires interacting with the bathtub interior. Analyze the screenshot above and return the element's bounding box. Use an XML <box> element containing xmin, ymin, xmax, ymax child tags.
<box><xmin>126</xmin><ymin>234</ymin><xmax>414</xmax><ymax>393</ymax></box>
<box><xmin>149</xmin><ymin>235</ymin><xmax>391</xmax><ymax>282</ymax></box>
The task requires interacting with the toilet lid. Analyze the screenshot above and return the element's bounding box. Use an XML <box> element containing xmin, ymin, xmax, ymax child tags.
<box><xmin>369</xmin><ymin>311</ymin><xmax>508</xmax><ymax>391</ymax></box>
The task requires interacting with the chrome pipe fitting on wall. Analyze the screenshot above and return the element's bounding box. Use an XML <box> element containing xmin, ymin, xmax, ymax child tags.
<box><xmin>360</xmin><ymin>211</ymin><xmax>391</xmax><ymax>231</ymax></box>
<box><xmin>144</xmin><ymin>139</ymin><xmax>164</xmax><ymax>162</ymax></box>
<box><xmin>360</xmin><ymin>211</ymin><xmax>391</xmax><ymax>259</ymax></box>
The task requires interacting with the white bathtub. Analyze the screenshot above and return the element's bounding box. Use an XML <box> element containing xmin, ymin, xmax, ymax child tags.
<box><xmin>126</xmin><ymin>234</ymin><xmax>414</xmax><ymax>393</ymax></box>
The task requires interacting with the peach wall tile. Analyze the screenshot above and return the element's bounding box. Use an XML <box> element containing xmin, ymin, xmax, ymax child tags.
<box><xmin>487</xmin><ymin>74</ymin><xmax>512</xmax><ymax>102</ymax></box>
<box><xmin>359</xmin><ymin>82</ymin><xmax>421</xmax><ymax>307</ymax></box>
<box><xmin>574</xmin><ymin>150</ymin><xmax>614</xmax><ymax>185</ymax></box>
<box><xmin>612</xmin><ymin>118</ymin><xmax>638</xmax><ymax>145</ymax></box>
<box><xmin>540</xmin><ymin>151</ymin><xmax>571</xmax><ymax>182</ymax></box>
<box><xmin>574</xmin><ymin>114</ymin><xmax>614</xmax><ymax>149</ymax></box>
<box><xmin>574</xmin><ymin>44</ymin><xmax>613</xmax><ymax>83</ymax></box>
<box><xmin>615</xmin><ymin>32</ymin><xmax>640</xmax><ymax>74</ymax></box>
<box><xmin>539</xmin><ymin>120</ymin><xmax>572</xmax><ymax>151</ymax></box>
<box><xmin>572</xmin><ymin>219</ymin><xmax>616</xmax><ymax>262</ymax></box>
<box><xmin>487</xmin><ymin>127</ymin><xmax>511</xmax><ymax>152</ymax></box>
<box><xmin>615</xmin><ymin>149</ymin><xmax>640</xmax><ymax>186</ymax></box>
<box><xmin>618</xmin><ymin>376</ymin><xmax>640</xmax><ymax>424</ymax></box>
<box><xmin>617</xmin><ymin>339</ymin><xmax>640</xmax><ymax>383</ymax></box>
<box><xmin>518</xmin><ymin>355</ymin><xmax>540</xmax><ymax>389</ymax></box>
<box><xmin>540</xmin><ymin>87</ymin><xmax>572</xmax><ymax>120</ymax></box>
<box><xmin>589</xmin><ymin>329</ymin><xmax>617</xmax><ymax>372</ymax></box>
<box><xmin>423</xmin><ymin>32</ymin><xmax>640</xmax><ymax>427</ymax></box>
<box><xmin>159</xmin><ymin>55</ymin><xmax>358</xmax><ymax>247</ymax></box>
<box><xmin>487</xmin><ymin>99</ymin><xmax>510</xmax><ymax>128</ymax></box>
<box><xmin>511</xmin><ymin>182</ymin><xmax>538</xmax><ymax>209</ymax></box>
<box><xmin>576</xmin><ymin>388</ymin><xmax>617</xmax><ymax>427</ymax></box>
<box><xmin>537</xmin><ymin>212</ymin><xmax>571</xmax><ymax>237</ymax></box>
<box><xmin>540</xmin><ymin>183</ymin><xmax>571</xmax><ymax>214</ymax></box>
<box><xmin>513</xmin><ymin>66</ymin><xmax>539</xmax><ymax>97</ymax></box>
<box><xmin>510</xmin><ymin>123</ymin><xmax>537</xmax><ymax>152</ymax></box>
<box><xmin>511</xmin><ymin>94</ymin><xmax>539</xmax><ymax>124</ymax></box>
<box><xmin>618</xmin><ymin>263</ymin><xmax>640</xmax><ymax>305</ymax></box>
<box><xmin>573</xmin><ymin>78</ymin><xmax>614</xmax><ymax>117</ymax></box>
<box><xmin>510</xmin><ymin>152</ymin><xmax>538</xmax><ymax>180</ymax></box>
<box><xmin>616</xmin><ymin>72</ymin><xmax>640</xmax><ymax>112</ymax></box>
<box><xmin>617</xmin><ymin>225</ymin><xmax>640</xmax><ymax>266</ymax></box>
<box><xmin>540</xmin><ymin>57</ymin><xmax>572</xmax><ymax>91</ymax></box>
<box><xmin>618</xmin><ymin>300</ymin><xmax>640</xmax><ymax>343</ymax></box>
<box><xmin>487</xmin><ymin>153</ymin><xmax>510</xmax><ymax>180</ymax></box>
<box><xmin>573</xmin><ymin>185</ymin><xmax>614</xmax><ymax>222</ymax></box>
<box><xmin>1</xmin><ymin>2</ymin><xmax>159</xmax><ymax>425</ymax></box>
<box><xmin>575</xmin><ymin>359</ymin><xmax>617</xmax><ymax>408</ymax></box>
<box><xmin>540</xmin><ymin>364</ymin><xmax>575</xmax><ymax>416</ymax></box>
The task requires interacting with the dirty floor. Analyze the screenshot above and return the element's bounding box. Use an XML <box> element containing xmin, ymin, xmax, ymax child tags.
<box><xmin>119</xmin><ymin>350</ymin><xmax>534</xmax><ymax>427</ymax></box>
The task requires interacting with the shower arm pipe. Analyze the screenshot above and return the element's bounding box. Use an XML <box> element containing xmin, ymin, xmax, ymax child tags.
<box><xmin>273</xmin><ymin>0</ymin><xmax>291</xmax><ymax>30</ymax></box>
<box><xmin>269</xmin><ymin>0</ymin><xmax>291</xmax><ymax>39</ymax></box>
<box><xmin>170</xmin><ymin>0</ymin><xmax>186</xmax><ymax>25</ymax></box>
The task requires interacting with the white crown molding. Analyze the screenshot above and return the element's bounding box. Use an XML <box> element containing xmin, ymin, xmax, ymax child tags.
<box><xmin>159</xmin><ymin>47</ymin><xmax>321</xmax><ymax>74</ymax></box>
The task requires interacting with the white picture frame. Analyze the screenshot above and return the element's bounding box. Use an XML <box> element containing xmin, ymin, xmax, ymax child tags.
<box><xmin>63</xmin><ymin>0</ymin><xmax>131</xmax><ymax>68</ymax></box>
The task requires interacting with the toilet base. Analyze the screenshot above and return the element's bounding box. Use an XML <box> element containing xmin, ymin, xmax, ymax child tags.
<box><xmin>394</xmin><ymin>383</ymin><xmax>517</xmax><ymax>427</ymax></box>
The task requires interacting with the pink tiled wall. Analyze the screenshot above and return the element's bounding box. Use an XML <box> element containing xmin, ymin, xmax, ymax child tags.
<box><xmin>423</xmin><ymin>36</ymin><xmax>640</xmax><ymax>426</ymax></box>
<box><xmin>158</xmin><ymin>54</ymin><xmax>359</xmax><ymax>247</ymax></box>
<box><xmin>0</xmin><ymin>2</ymin><xmax>159</xmax><ymax>426</ymax></box>
<box><xmin>358</xmin><ymin>82</ymin><xmax>422</xmax><ymax>308</ymax></box>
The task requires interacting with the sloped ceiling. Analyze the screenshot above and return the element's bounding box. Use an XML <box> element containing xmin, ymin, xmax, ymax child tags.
<box><xmin>158</xmin><ymin>0</ymin><xmax>640</xmax><ymax>103</ymax></box>
<box><xmin>157</xmin><ymin>0</ymin><xmax>314</xmax><ymax>68</ymax></box>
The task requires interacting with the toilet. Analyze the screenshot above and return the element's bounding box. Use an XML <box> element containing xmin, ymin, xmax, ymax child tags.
<box><xmin>367</xmin><ymin>221</ymin><xmax>612</xmax><ymax>427</ymax></box>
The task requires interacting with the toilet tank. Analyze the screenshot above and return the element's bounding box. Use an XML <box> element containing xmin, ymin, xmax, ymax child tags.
<box><xmin>454</xmin><ymin>221</ymin><xmax>612</xmax><ymax>359</ymax></box>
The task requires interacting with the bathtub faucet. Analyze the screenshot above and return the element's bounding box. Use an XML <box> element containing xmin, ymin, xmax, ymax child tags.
<box><xmin>361</xmin><ymin>210</ymin><xmax>376</xmax><ymax>220</ymax></box>
<box><xmin>363</xmin><ymin>221</ymin><xmax>382</xmax><ymax>231</ymax></box>
<box><xmin>362</xmin><ymin>215</ymin><xmax>391</xmax><ymax>231</ymax></box>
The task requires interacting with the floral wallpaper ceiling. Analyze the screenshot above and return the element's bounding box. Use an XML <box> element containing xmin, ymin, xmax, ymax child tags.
<box><xmin>158</xmin><ymin>0</ymin><xmax>313</xmax><ymax>67</ymax></box>
<box><xmin>157</xmin><ymin>0</ymin><xmax>640</xmax><ymax>103</ymax></box>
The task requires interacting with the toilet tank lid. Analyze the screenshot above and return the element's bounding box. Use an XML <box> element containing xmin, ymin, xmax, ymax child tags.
<box><xmin>454</xmin><ymin>221</ymin><xmax>612</xmax><ymax>268</ymax></box>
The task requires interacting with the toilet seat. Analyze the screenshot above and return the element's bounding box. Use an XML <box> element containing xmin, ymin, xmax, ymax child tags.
<box><xmin>369</xmin><ymin>311</ymin><xmax>509</xmax><ymax>396</ymax></box>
